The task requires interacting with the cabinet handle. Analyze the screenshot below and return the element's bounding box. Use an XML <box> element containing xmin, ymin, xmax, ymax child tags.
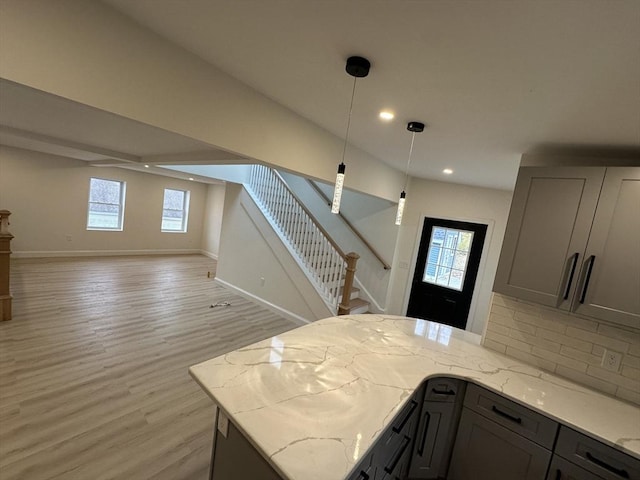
<box><xmin>384</xmin><ymin>435</ymin><xmax>411</xmax><ymax>474</ymax></box>
<box><xmin>431</xmin><ymin>388</ymin><xmax>456</xmax><ymax>396</ymax></box>
<box><xmin>417</xmin><ymin>412</ymin><xmax>431</xmax><ymax>456</ymax></box>
<box><xmin>563</xmin><ymin>252</ymin><xmax>580</xmax><ymax>300</ymax></box>
<box><xmin>392</xmin><ymin>400</ymin><xmax>418</xmax><ymax>433</ymax></box>
<box><xmin>491</xmin><ymin>405</ymin><xmax>522</xmax><ymax>424</ymax></box>
<box><xmin>579</xmin><ymin>255</ymin><xmax>596</xmax><ymax>304</ymax></box>
<box><xmin>585</xmin><ymin>451</ymin><xmax>630</xmax><ymax>478</ymax></box>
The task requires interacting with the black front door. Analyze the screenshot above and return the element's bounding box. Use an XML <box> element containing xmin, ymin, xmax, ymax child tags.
<box><xmin>407</xmin><ymin>217</ymin><xmax>487</xmax><ymax>330</ymax></box>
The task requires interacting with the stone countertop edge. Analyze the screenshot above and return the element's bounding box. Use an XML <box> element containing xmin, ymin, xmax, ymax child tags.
<box><xmin>188</xmin><ymin>314</ymin><xmax>640</xmax><ymax>480</ymax></box>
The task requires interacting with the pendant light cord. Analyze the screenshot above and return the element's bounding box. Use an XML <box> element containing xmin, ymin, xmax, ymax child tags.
<box><xmin>341</xmin><ymin>76</ymin><xmax>358</xmax><ymax>163</ymax></box>
<box><xmin>403</xmin><ymin>131</ymin><xmax>416</xmax><ymax>191</ymax></box>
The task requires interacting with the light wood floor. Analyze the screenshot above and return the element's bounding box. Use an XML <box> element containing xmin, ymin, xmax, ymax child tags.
<box><xmin>0</xmin><ymin>255</ymin><xmax>301</xmax><ymax>480</ymax></box>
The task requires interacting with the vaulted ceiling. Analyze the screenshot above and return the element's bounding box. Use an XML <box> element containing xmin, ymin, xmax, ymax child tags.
<box><xmin>2</xmin><ymin>1</ymin><xmax>639</xmax><ymax>191</ymax></box>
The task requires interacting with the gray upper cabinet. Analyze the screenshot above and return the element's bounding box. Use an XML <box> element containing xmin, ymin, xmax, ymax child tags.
<box><xmin>494</xmin><ymin>166</ymin><xmax>640</xmax><ymax>328</ymax></box>
<box><xmin>572</xmin><ymin>168</ymin><xmax>640</xmax><ymax>327</ymax></box>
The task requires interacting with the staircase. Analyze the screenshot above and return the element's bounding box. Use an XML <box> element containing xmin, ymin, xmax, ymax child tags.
<box><xmin>246</xmin><ymin>165</ymin><xmax>369</xmax><ymax>315</ymax></box>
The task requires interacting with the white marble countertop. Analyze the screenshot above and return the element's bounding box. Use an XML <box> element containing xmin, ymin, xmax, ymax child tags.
<box><xmin>189</xmin><ymin>314</ymin><xmax>640</xmax><ymax>480</ymax></box>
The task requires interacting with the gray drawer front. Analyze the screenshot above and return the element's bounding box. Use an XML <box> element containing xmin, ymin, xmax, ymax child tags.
<box><xmin>464</xmin><ymin>383</ymin><xmax>558</xmax><ymax>448</ymax></box>
<box><xmin>555</xmin><ymin>426</ymin><xmax>640</xmax><ymax>480</ymax></box>
<box><xmin>547</xmin><ymin>455</ymin><xmax>605</xmax><ymax>480</ymax></box>
<box><xmin>424</xmin><ymin>377</ymin><xmax>465</xmax><ymax>402</ymax></box>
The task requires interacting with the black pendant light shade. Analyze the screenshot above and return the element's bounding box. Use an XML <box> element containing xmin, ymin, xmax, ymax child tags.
<box><xmin>396</xmin><ymin>121</ymin><xmax>425</xmax><ymax>226</ymax></box>
<box><xmin>331</xmin><ymin>56</ymin><xmax>371</xmax><ymax>214</ymax></box>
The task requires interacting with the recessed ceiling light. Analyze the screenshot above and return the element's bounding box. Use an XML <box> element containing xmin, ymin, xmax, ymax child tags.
<box><xmin>144</xmin><ymin>164</ymin><xmax>150</xmax><ymax>168</ymax></box>
<box><xmin>189</xmin><ymin>177</ymin><xmax>194</xmax><ymax>181</ymax></box>
<box><xmin>443</xmin><ymin>168</ymin><xmax>453</xmax><ymax>175</ymax></box>
<box><xmin>379</xmin><ymin>111</ymin><xmax>394</xmax><ymax>121</ymax></box>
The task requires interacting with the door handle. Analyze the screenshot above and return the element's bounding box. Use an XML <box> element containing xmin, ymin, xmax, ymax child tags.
<box><xmin>491</xmin><ymin>405</ymin><xmax>522</xmax><ymax>424</ymax></box>
<box><xmin>392</xmin><ymin>400</ymin><xmax>417</xmax><ymax>433</ymax></box>
<box><xmin>563</xmin><ymin>252</ymin><xmax>579</xmax><ymax>300</ymax></box>
<box><xmin>579</xmin><ymin>255</ymin><xmax>596</xmax><ymax>304</ymax></box>
<box><xmin>417</xmin><ymin>411</ymin><xmax>431</xmax><ymax>456</ymax></box>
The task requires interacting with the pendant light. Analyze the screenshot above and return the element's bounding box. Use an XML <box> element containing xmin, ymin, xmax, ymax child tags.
<box><xmin>395</xmin><ymin>121</ymin><xmax>425</xmax><ymax>226</ymax></box>
<box><xmin>331</xmin><ymin>56</ymin><xmax>371</xmax><ymax>214</ymax></box>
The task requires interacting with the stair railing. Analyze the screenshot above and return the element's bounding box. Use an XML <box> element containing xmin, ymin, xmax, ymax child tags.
<box><xmin>247</xmin><ymin>165</ymin><xmax>357</xmax><ymax>313</ymax></box>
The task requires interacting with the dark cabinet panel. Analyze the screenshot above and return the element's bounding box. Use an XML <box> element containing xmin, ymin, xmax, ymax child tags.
<box><xmin>554</xmin><ymin>426</ymin><xmax>640</xmax><ymax>480</ymax></box>
<box><xmin>547</xmin><ymin>455</ymin><xmax>605</xmax><ymax>480</ymax></box>
<box><xmin>408</xmin><ymin>378</ymin><xmax>465</xmax><ymax>479</ymax></box>
<box><xmin>448</xmin><ymin>407</ymin><xmax>552</xmax><ymax>480</ymax></box>
<box><xmin>464</xmin><ymin>383</ymin><xmax>559</xmax><ymax>449</ymax></box>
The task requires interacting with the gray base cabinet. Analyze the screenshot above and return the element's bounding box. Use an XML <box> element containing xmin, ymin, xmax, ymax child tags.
<box><xmin>408</xmin><ymin>378</ymin><xmax>465</xmax><ymax>479</ymax></box>
<box><xmin>447</xmin><ymin>384</ymin><xmax>558</xmax><ymax>480</ymax></box>
<box><xmin>447</xmin><ymin>407</ymin><xmax>552</xmax><ymax>480</ymax></box>
<box><xmin>348</xmin><ymin>396</ymin><xmax>420</xmax><ymax>480</ymax></box>
<box><xmin>547</xmin><ymin>455</ymin><xmax>606</xmax><ymax>480</ymax></box>
<box><xmin>553</xmin><ymin>426</ymin><xmax>640</xmax><ymax>480</ymax></box>
<box><xmin>208</xmin><ymin>379</ymin><xmax>640</xmax><ymax>480</ymax></box>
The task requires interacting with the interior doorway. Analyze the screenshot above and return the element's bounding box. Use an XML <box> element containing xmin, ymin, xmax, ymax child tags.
<box><xmin>407</xmin><ymin>217</ymin><xmax>487</xmax><ymax>330</ymax></box>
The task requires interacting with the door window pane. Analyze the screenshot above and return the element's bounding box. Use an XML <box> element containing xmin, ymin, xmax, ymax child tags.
<box><xmin>423</xmin><ymin>227</ymin><xmax>475</xmax><ymax>291</ymax></box>
<box><xmin>87</xmin><ymin>178</ymin><xmax>125</xmax><ymax>230</ymax></box>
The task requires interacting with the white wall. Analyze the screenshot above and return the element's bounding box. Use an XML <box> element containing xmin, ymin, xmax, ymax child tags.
<box><xmin>201</xmin><ymin>183</ymin><xmax>226</xmax><ymax>259</ymax></box>
<box><xmin>216</xmin><ymin>183</ymin><xmax>333</xmax><ymax>323</ymax></box>
<box><xmin>0</xmin><ymin>146</ymin><xmax>207</xmax><ymax>255</ymax></box>
<box><xmin>387</xmin><ymin>177</ymin><xmax>513</xmax><ymax>334</ymax></box>
<box><xmin>0</xmin><ymin>0</ymin><xmax>405</xmax><ymax>202</ymax></box>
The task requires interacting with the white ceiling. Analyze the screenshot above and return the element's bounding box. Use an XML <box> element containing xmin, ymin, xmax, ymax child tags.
<box><xmin>1</xmin><ymin>1</ymin><xmax>638</xmax><ymax>191</ymax></box>
<box><xmin>101</xmin><ymin>0</ymin><xmax>640</xmax><ymax>190</ymax></box>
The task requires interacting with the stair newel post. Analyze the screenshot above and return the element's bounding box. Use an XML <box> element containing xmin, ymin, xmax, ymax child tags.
<box><xmin>0</xmin><ymin>210</ymin><xmax>13</xmax><ymax>321</ymax></box>
<box><xmin>338</xmin><ymin>252</ymin><xmax>360</xmax><ymax>316</ymax></box>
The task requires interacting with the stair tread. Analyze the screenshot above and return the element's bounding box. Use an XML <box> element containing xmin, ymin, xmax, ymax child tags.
<box><xmin>347</xmin><ymin>298</ymin><xmax>369</xmax><ymax>308</ymax></box>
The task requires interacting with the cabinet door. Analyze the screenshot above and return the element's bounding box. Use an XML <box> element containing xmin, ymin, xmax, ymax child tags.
<box><xmin>407</xmin><ymin>401</ymin><xmax>455</xmax><ymax>479</ymax></box>
<box><xmin>572</xmin><ymin>167</ymin><xmax>640</xmax><ymax>327</ymax></box>
<box><xmin>494</xmin><ymin>167</ymin><xmax>605</xmax><ymax>309</ymax></box>
<box><xmin>447</xmin><ymin>408</ymin><xmax>552</xmax><ymax>480</ymax></box>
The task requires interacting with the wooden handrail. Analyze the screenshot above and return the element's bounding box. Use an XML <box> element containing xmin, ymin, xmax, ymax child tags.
<box><xmin>307</xmin><ymin>180</ymin><xmax>391</xmax><ymax>270</ymax></box>
<box><xmin>338</xmin><ymin>252</ymin><xmax>360</xmax><ymax>315</ymax></box>
<box><xmin>0</xmin><ymin>210</ymin><xmax>13</xmax><ymax>321</ymax></box>
<box><xmin>272</xmin><ymin>170</ymin><xmax>348</xmax><ymax>260</ymax></box>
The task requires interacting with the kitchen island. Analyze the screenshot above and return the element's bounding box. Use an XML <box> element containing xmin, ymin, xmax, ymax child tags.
<box><xmin>189</xmin><ymin>314</ymin><xmax>640</xmax><ymax>480</ymax></box>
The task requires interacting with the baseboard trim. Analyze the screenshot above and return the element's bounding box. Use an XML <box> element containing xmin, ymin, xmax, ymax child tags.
<box><xmin>12</xmin><ymin>249</ymin><xmax>203</xmax><ymax>259</ymax></box>
<box><xmin>199</xmin><ymin>250</ymin><xmax>219</xmax><ymax>260</ymax></box>
<box><xmin>214</xmin><ymin>277</ymin><xmax>311</xmax><ymax>326</ymax></box>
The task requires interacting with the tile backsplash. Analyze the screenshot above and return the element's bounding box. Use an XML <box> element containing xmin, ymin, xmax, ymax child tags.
<box><xmin>483</xmin><ymin>293</ymin><xmax>640</xmax><ymax>406</ymax></box>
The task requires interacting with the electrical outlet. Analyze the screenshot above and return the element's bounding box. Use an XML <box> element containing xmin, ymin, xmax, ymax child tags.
<box><xmin>66</xmin><ymin>234</ymin><xmax>72</xmax><ymax>242</ymax></box>
<box><xmin>601</xmin><ymin>349</ymin><xmax>623</xmax><ymax>372</ymax></box>
<box><xmin>260</xmin><ymin>277</ymin><xmax>265</xmax><ymax>287</ymax></box>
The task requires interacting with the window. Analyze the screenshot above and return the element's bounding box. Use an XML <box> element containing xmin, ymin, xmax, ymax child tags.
<box><xmin>422</xmin><ymin>227</ymin><xmax>474</xmax><ymax>291</ymax></box>
<box><xmin>162</xmin><ymin>188</ymin><xmax>190</xmax><ymax>232</ymax></box>
<box><xmin>87</xmin><ymin>178</ymin><xmax>125</xmax><ymax>230</ymax></box>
